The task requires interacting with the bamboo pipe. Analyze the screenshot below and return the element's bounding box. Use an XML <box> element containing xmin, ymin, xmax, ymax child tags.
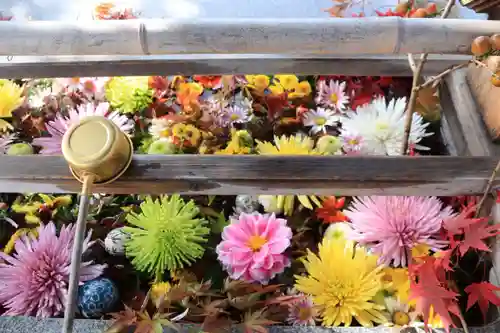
<box><xmin>0</xmin><ymin>17</ymin><xmax>498</xmax><ymax>56</ymax></box>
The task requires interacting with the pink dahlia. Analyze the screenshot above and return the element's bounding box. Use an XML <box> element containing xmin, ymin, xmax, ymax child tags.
<box><xmin>33</xmin><ymin>102</ymin><xmax>134</xmax><ymax>155</ymax></box>
<box><xmin>216</xmin><ymin>212</ymin><xmax>292</xmax><ymax>284</ymax></box>
<box><xmin>344</xmin><ymin>196</ymin><xmax>453</xmax><ymax>267</ymax></box>
<box><xmin>0</xmin><ymin>222</ymin><xmax>106</xmax><ymax>317</ymax></box>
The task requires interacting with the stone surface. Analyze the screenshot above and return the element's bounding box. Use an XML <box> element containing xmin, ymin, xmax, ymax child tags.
<box><xmin>0</xmin><ymin>317</ymin><xmax>499</xmax><ymax>333</ymax></box>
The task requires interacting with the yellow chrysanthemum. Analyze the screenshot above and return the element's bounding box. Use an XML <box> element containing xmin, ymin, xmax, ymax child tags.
<box><xmin>0</xmin><ymin>80</ymin><xmax>24</xmax><ymax>131</ymax></box>
<box><xmin>256</xmin><ymin>134</ymin><xmax>319</xmax><ymax>155</ymax></box>
<box><xmin>151</xmin><ymin>281</ymin><xmax>171</xmax><ymax>305</ymax></box>
<box><xmin>258</xmin><ymin>194</ymin><xmax>322</xmax><ymax>216</ymax></box>
<box><xmin>295</xmin><ymin>238</ymin><xmax>387</xmax><ymax>327</ymax></box>
<box><xmin>245</xmin><ymin>75</ymin><xmax>270</xmax><ymax>92</ymax></box>
<box><xmin>381</xmin><ymin>267</ymin><xmax>411</xmax><ymax>303</ymax></box>
<box><xmin>2</xmin><ymin>228</ymin><xmax>38</xmax><ymax>255</ymax></box>
<box><xmin>289</xmin><ymin>81</ymin><xmax>312</xmax><ymax>99</ymax></box>
<box><xmin>273</xmin><ymin>75</ymin><xmax>299</xmax><ymax>91</ymax></box>
<box><xmin>215</xmin><ymin>129</ymin><xmax>253</xmax><ymax>155</ymax></box>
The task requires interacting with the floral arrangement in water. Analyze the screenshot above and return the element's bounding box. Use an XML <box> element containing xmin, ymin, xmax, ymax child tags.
<box><xmin>0</xmin><ymin>3</ymin><xmax>498</xmax><ymax>333</ymax></box>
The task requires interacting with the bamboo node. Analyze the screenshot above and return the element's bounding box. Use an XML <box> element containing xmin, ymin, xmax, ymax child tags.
<box><xmin>139</xmin><ymin>22</ymin><xmax>150</xmax><ymax>55</ymax></box>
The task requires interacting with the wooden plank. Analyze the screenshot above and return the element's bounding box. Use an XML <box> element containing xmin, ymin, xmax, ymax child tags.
<box><xmin>0</xmin><ymin>54</ymin><xmax>470</xmax><ymax>78</ymax></box>
<box><xmin>0</xmin><ymin>18</ymin><xmax>499</xmax><ymax>56</ymax></box>
<box><xmin>445</xmin><ymin>69</ymin><xmax>499</xmax><ymax>156</ymax></box>
<box><xmin>0</xmin><ymin>155</ymin><xmax>498</xmax><ymax>195</ymax></box>
<box><xmin>466</xmin><ymin>57</ymin><xmax>500</xmax><ymax>143</ymax></box>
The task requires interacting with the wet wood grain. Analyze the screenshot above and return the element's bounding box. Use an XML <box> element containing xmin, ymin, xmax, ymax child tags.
<box><xmin>0</xmin><ymin>155</ymin><xmax>498</xmax><ymax>195</ymax></box>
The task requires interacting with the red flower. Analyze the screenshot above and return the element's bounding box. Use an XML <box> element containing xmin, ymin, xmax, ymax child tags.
<box><xmin>316</xmin><ymin>196</ymin><xmax>348</xmax><ymax>224</ymax></box>
<box><xmin>193</xmin><ymin>76</ymin><xmax>222</xmax><ymax>89</ymax></box>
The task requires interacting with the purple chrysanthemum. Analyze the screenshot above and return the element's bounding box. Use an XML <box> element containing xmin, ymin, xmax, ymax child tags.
<box><xmin>287</xmin><ymin>295</ymin><xmax>317</xmax><ymax>326</ymax></box>
<box><xmin>344</xmin><ymin>196</ymin><xmax>453</xmax><ymax>267</ymax></box>
<box><xmin>0</xmin><ymin>222</ymin><xmax>106</xmax><ymax>317</ymax></box>
<box><xmin>33</xmin><ymin>102</ymin><xmax>134</xmax><ymax>155</ymax></box>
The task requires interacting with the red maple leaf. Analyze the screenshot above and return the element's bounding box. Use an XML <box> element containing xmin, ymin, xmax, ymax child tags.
<box><xmin>458</xmin><ymin>221</ymin><xmax>500</xmax><ymax>256</ymax></box>
<box><xmin>409</xmin><ymin>257</ymin><xmax>461</xmax><ymax>332</ymax></box>
<box><xmin>442</xmin><ymin>204</ymin><xmax>487</xmax><ymax>237</ymax></box>
<box><xmin>465</xmin><ymin>282</ymin><xmax>500</xmax><ymax>321</ymax></box>
<box><xmin>264</xmin><ymin>93</ymin><xmax>290</xmax><ymax>121</ymax></box>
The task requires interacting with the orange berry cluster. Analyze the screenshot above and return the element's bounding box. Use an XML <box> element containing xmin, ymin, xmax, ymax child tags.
<box><xmin>394</xmin><ymin>2</ymin><xmax>438</xmax><ymax>17</ymax></box>
<box><xmin>471</xmin><ymin>35</ymin><xmax>500</xmax><ymax>87</ymax></box>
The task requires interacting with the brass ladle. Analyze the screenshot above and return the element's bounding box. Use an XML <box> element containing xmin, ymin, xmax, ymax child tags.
<box><xmin>60</xmin><ymin>116</ymin><xmax>133</xmax><ymax>333</ymax></box>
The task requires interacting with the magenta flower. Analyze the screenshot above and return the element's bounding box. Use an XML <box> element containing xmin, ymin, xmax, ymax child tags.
<box><xmin>0</xmin><ymin>222</ymin><xmax>106</xmax><ymax>317</ymax></box>
<box><xmin>33</xmin><ymin>102</ymin><xmax>134</xmax><ymax>155</ymax></box>
<box><xmin>216</xmin><ymin>212</ymin><xmax>292</xmax><ymax>284</ymax></box>
<box><xmin>344</xmin><ymin>196</ymin><xmax>453</xmax><ymax>267</ymax></box>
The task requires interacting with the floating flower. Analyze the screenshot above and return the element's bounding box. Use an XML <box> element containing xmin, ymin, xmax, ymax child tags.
<box><xmin>245</xmin><ymin>75</ymin><xmax>270</xmax><ymax>92</ymax></box>
<box><xmin>302</xmin><ymin>108</ymin><xmax>339</xmax><ymax>134</ymax></box>
<box><xmin>151</xmin><ymin>281</ymin><xmax>171</xmax><ymax>305</ymax></box>
<box><xmin>147</xmin><ymin>139</ymin><xmax>176</xmax><ymax>155</ymax></box>
<box><xmin>216</xmin><ymin>212</ymin><xmax>292</xmax><ymax>284</ymax></box>
<box><xmin>315</xmin><ymin>80</ymin><xmax>349</xmax><ymax>112</ymax></box>
<box><xmin>0</xmin><ymin>80</ymin><xmax>24</xmax><ymax>130</ymax></box>
<box><xmin>171</xmin><ymin>123</ymin><xmax>202</xmax><ymax>147</ymax></box>
<box><xmin>287</xmin><ymin>295</ymin><xmax>317</xmax><ymax>326</ymax></box>
<box><xmin>295</xmin><ymin>238</ymin><xmax>387</xmax><ymax>327</ymax></box>
<box><xmin>105</xmin><ymin>76</ymin><xmax>153</xmax><ymax>114</ymax></box>
<box><xmin>176</xmin><ymin>82</ymin><xmax>203</xmax><ymax>108</ymax></box>
<box><xmin>80</xmin><ymin>77</ymin><xmax>108</xmax><ymax>100</ymax></box>
<box><xmin>193</xmin><ymin>75</ymin><xmax>222</xmax><ymax>89</ymax></box>
<box><xmin>258</xmin><ymin>194</ymin><xmax>322</xmax><ymax>217</ymax></box>
<box><xmin>340</xmin><ymin>97</ymin><xmax>431</xmax><ymax>155</ymax></box>
<box><xmin>274</xmin><ymin>75</ymin><xmax>299</xmax><ymax>90</ymax></box>
<box><xmin>0</xmin><ymin>222</ymin><xmax>105</xmax><ymax>317</ymax></box>
<box><xmin>216</xmin><ymin>128</ymin><xmax>253</xmax><ymax>155</ymax></box>
<box><xmin>382</xmin><ymin>267</ymin><xmax>410</xmax><ymax>303</ymax></box>
<box><xmin>341</xmin><ymin>133</ymin><xmax>363</xmax><ymax>155</ymax></box>
<box><xmin>323</xmin><ymin>222</ymin><xmax>354</xmax><ymax>241</ymax></box>
<box><xmin>256</xmin><ymin>134</ymin><xmax>319</xmax><ymax>155</ymax></box>
<box><xmin>28</xmin><ymin>87</ymin><xmax>53</xmax><ymax>109</ymax></box>
<box><xmin>345</xmin><ymin>196</ymin><xmax>452</xmax><ymax>267</ymax></box>
<box><xmin>315</xmin><ymin>196</ymin><xmax>348</xmax><ymax>224</ymax></box>
<box><xmin>289</xmin><ymin>81</ymin><xmax>312</xmax><ymax>99</ymax></box>
<box><xmin>221</xmin><ymin>105</ymin><xmax>252</xmax><ymax>127</ymax></box>
<box><xmin>316</xmin><ymin>135</ymin><xmax>342</xmax><ymax>155</ymax></box>
<box><xmin>149</xmin><ymin>117</ymin><xmax>174</xmax><ymax>139</ymax></box>
<box><xmin>124</xmin><ymin>195</ymin><xmax>210</xmax><ymax>278</ymax></box>
<box><xmin>33</xmin><ymin>102</ymin><xmax>134</xmax><ymax>155</ymax></box>
<box><xmin>384</xmin><ymin>297</ymin><xmax>418</xmax><ymax>328</ymax></box>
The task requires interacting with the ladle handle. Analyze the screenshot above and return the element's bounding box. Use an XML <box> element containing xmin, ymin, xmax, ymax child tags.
<box><xmin>61</xmin><ymin>174</ymin><xmax>95</xmax><ymax>333</ymax></box>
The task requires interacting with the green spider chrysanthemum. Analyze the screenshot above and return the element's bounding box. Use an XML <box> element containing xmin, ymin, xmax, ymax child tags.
<box><xmin>124</xmin><ymin>195</ymin><xmax>210</xmax><ymax>278</ymax></box>
<box><xmin>105</xmin><ymin>76</ymin><xmax>153</xmax><ymax>114</ymax></box>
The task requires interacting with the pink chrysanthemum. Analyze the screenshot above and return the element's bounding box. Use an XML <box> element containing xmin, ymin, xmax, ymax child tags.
<box><xmin>287</xmin><ymin>295</ymin><xmax>317</xmax><ymax>326</ymax></box>
<box><xmin>0</xmin><ymin>222</ymin><xmax>106</xmax><ymax>317</ymax></box>
<box><xmin>216</xmin><ymin>212</ymin><xmax>292</xmax><ymax>284</ymax></box>
<box><xmin>33</xmin><ymin>102</ymin><xmax>134</xmax><ymax>155</ymax></box>
<box><xmin>344</xmin><ymin>196</ymin><xmax>453</xmax><ymax>267</ymax></box>
<box><xmin>315</xmin><ymin>79</ymin><xmax>350</xmax><ymax>112</ymax></box>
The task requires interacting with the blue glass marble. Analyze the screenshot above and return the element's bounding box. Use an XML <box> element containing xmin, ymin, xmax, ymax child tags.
<box><xmin>77</xmin><ymin>278</ymin><xmax>119</xmax><ymax>318</ymax></box>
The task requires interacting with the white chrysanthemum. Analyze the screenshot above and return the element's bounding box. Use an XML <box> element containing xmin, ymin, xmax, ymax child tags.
<box><xmin>150</xmin><ymin>118</ymin><xmax>173</xmax><ymax>140</ymax></box>
<box><xmin>302</xmin><ymin>108</ymin><xmax>339</xmax><ymax>134</ymax></box>
<box><xmin>339</xmin><ymin>97</ymin><xmax>432</xmax><ymax>155</ymax></box>
<box><xmin>28</xmin><ymin>87</ymin><xmax>52</xmax><ymax>109</ymax></box>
